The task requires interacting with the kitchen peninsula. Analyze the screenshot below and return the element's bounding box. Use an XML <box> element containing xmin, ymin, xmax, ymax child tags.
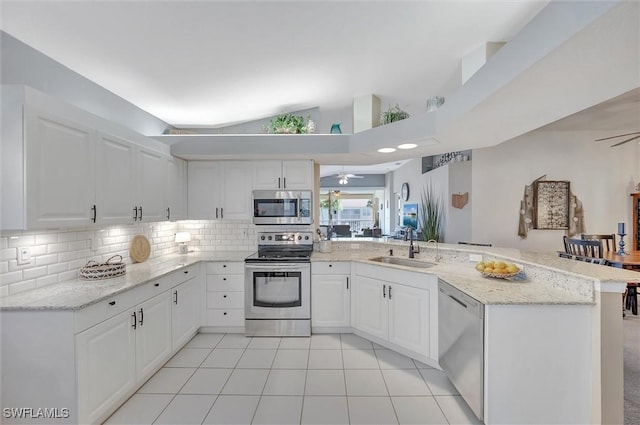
<box><xmin>2</xmin><ymin>240</ymin><xmax>637</xmax><ymax>424</ymax></box>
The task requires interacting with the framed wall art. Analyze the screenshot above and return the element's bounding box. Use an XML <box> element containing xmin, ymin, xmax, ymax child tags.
<box><xmin>533</xmin><ymin>180</ymin><xmax>570</xmax><ymax>229</ymax></box>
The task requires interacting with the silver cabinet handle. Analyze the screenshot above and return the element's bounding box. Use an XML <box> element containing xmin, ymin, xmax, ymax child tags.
<box><xmin>133</xmin><ymin>206</ymin><xmax>138</xmax><ymax>221</ymax></box>
<box><xmin>383</xmin><ymin>284</ymin><xmax>386</xmax><ymax>298</ymax></box>
<box><xmin>138</xmin><ymin>308</ymin><xmax>144</xmax><ymax>326</ymax></box>
<box><xmin>174</xmin><ymin>290</ymin><xmax>178</xmax><ymax>304</ymax></box>
<box><xmin>221</xmin><ymin>208</ymin><xmax>223</xmax><ymax>219</ymax></box>
<box><xmin>216</xmin><ymin>207</ymin><xmax>219</xmax><ymax>219</ymax></box>
<box><xmin>346</xmin><ymin>277</ymin><xmax>349</xmax><ymax>290</ymax></box>
<box><xmin>166</xmin><ymin>207</ymin><xmax>171</xmax><ymax>220</ymax></box>
<box><xmin>278</xmin><ymin>177</ymin><xmax>281</xmax><ymax>188</ymax></box>
<box><xmin>388</xmin><ymin>285</ymin><xmax>392</xmax><ymax>299</ymax></box>
<box><xmin>132</xmin><ymin>312</ymin><xmax>137</xmax><ymax>329</ymax></box>
<box><xmin>283</xmin><ymin>177</ymin><xmax>286</xmax><ymax>188</ymax></box>
<box><xmin>139</xmin><ymin>206</ymin><xmax>143</xmax><ymax>221</ymax></box>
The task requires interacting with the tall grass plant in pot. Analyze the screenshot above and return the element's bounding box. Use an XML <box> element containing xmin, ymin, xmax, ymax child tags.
<box><xmin>419</xmin><ymin>183</ymin><xmax>444</xmax><ymax>242</ymax></box>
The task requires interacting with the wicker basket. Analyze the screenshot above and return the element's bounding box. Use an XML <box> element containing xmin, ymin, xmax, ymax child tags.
<box><xmin>80</xmin><ymin>255</ymin><xmax>126</xmax><ymax>280</ymax></box>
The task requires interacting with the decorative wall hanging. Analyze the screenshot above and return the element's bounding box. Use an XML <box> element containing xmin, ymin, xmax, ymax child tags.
<box><xmin>451</xmin><ymin>192</ymin><xmax>468</xmax><ymax>209</ymax></box>
<box><xmin>518</xmin><ymin>175</ymin><xmax>584</xmax><ymax>238</ymax></box>
<box><xmin>533</xmin><ymin>180</ymin><xmax>570</xmax><ymax>229</ymax></box>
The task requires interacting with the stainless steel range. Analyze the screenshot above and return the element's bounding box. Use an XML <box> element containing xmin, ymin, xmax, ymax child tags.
<box><xmin>245</xmin><ymin>231</ymin><xmax>313</xmax><ymax>336</ymax></box>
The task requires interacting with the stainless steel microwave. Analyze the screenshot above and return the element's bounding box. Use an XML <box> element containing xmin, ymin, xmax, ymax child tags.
<box><xmin>252</xmin><ymin>190</ymin><xmax>313</xmax><ymax>225</ymax></box>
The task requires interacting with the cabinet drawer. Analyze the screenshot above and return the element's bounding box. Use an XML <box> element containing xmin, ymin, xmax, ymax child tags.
<box><xmin>206</xmin><ymin>262</ymin><xmax>244</xmax><ymax>275</ymax></box>
<box><xmin>168</xmin><ymin>264</ymin><xmax>199</xmax><ymax>287</ymax></box>
<box><xmin>207</xmin><ymin>292</ymin><xmax>244</xmax><ymax>309</ymax></box>
<box><xmin>74</xmin><ymin>284</ymin><xmax>150</xmax><ymax>333</ymax></box>
<box><xmin>312</xmin><ymin>261</ymin><xmax>351</xmax><ymax>275</ymax></box>
<box><xmin>206</xmin><ymin>309</ymin><xmax>244</xmax><ymax>326</ymax></box>
<box><xmin>207</xmin><ymin>274</ymin><xmax>244</xmax><ymax>292</ymax></box>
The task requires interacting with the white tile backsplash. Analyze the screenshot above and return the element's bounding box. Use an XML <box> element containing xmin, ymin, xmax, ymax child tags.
<box><xmin>0</xmin><ymin>219</ymin><xmax>270</xmax><ymax>297</ymax></box>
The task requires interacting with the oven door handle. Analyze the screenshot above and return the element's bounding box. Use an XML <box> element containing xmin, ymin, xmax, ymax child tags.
<box><xmin>246</xmin><ymin>263</ymin><xmax>309</xmax><ymax>270</ymax></box>
<box><xmin>297</xmin><ymin>193</ymin><xmax>301</xmax><ymax>221</ymax></box>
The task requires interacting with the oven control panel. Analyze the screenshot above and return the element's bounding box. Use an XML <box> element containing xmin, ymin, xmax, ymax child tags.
<box><xmin>258</xmin><ymin>232</ymin><xmax>313</xmax><ymax>246</ymax></box>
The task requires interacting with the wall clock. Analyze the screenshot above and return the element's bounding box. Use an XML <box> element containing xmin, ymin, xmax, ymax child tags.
<box><xmin>401</xmin><ymin>183</ymin><xmax>410</xmax><ymax>201</ymax></box>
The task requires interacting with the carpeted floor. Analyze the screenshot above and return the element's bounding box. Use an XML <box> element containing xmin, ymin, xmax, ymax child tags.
<box><xmin>624</xmin><ymin>313</ymin><xmax>639</xmax><ymax>425</ymax></box>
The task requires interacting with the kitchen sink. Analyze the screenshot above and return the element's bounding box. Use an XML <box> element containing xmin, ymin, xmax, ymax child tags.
<box><xmin>368</xmin><ymin>256</ymin><xmax>435</xmax><ymax>268</ymax></box>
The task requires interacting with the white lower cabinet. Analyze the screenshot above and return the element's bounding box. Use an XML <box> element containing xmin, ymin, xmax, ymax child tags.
<box><xmin>205</xmin><ymin>262</ymin><xmax>245</xmax><ymax>329</ymax></box>
<box><xmin>311</xmin><ymin>262</ymin><xmax>351</xmax><ymax>329</ymax></box>
<box><xmin>353</xmin><ymin>263</ymin><xmax>436</xmax><ymax>360</ymax></box>
<box><xmin>171</xmin><ymin>277</ymin><xmax>200</xmax><ymax>350</ymax></box>
<box><xmin>134</xmin><ymin>292</ymin><xmax>173</xmax><ymax>381</ymax></box>
<box><xmin>76</xmin><ymin>291</ymin><xmax>172</xmax><ymax>424</ymax></box>
<box><xmin>76</xmin><ymin>309</ymin><xmax>136</xmax><ymax>425</ymax></box>
<box><xmin>353</xmin><ymin>275</ymin><xmax>389</xmax><ymax>340</ymax></box>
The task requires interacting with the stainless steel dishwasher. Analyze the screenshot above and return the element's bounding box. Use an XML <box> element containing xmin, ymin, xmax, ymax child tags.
<box><xmin>438</xmin><ymin>279</ymin><xmax>485</xmax><ymax>421</ymax></box>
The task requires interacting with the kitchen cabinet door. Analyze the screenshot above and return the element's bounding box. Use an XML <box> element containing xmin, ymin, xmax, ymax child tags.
<box><xmin>137</xmin><ymin>147</ymin><xmax>167</xmax><ymax>222</ymax></box>
<box><xmin>167</xmin><ymin>156</ymin><xmax>187</xmax><ymax>221</ymax></box>
<box><xmin>353</xmin><ymin>276</ymin><xmax>388</xmax><ymax>340</ymax></box>
<box><xmin>76</xmin><ymin>309</ymin><xmax>136</xmax><ymax>425</ymax></box>
<box><xmin>188</xmin><ymin>161</ymin><xmax>221</xmax><ymax>219</ymax></box>
<box><xmin>281</xmin><ymin>160</ymin><xmax>313</xmax><ymax>190</ymax></box>
<box><xmin>95</xmin><ymin>131</ymin><xmax>137</xmax><ymax>225</ymax></box>
<box><xmin>252</xmin><ymin>160</ymin><xmax>313</xmax><ymax>190</ymax></box>
<box><xmin>252</xmin><ymin>161</ymin><xmax>284</xmax><ymax>190</ymax></box>
<box><xmin>312</xmin><ymin>274</ymin><xmax>350</xmax><ymax>328</ymax></box>
<box><xmin>388</xmin><ymin>283</ymin><xmax>430</xmax><ymax>357</ymax></box>
<box><xmin>135</xmin><ymin>292</ymin><xmax>172</xmax><ymax>381</ymax></box>
<box><xmin>25</xmin><ymin>107</ymin><xmax>96</xmax><ymax>228</ymax></box>
<box><xmin>219</xmin><ymin>162</ymin><xmax>252</xmax><ymax>219</ymax></box>
<box><xmin>172</xmin><ymin>277</ymin><xmax>200</xmax><ymax>350</ymax></box>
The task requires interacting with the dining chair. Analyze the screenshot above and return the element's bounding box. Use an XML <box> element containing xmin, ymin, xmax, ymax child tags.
<box><xmin>563</xmin><ymin>236</ymin><xmax>604</xmax><ymax>258</ymax></box>
<box><xmin>557</xmin><ymin>252</ymin><xmax>608</xmax><ymax>265</ymax></box>
<box><xmin>458</xmin><ymin>241</ymin><xmax>492</xmax><ymax>247</ymax></box>
<box><xmin>581</xmin><ymin>234</ymin><xmax>616</xmax><ymax>252</ymax></box>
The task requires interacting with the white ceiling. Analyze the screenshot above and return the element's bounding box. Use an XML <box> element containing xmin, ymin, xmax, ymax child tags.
<box><xmin>0</xmin><ymin>0</ymin><xmax>548</xmax><ymax>128</ymax></box>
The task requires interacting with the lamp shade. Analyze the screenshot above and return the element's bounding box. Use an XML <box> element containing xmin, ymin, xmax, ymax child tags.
<box><xmin>175</xmin><ymin>232</ymin><xmax>191</xmax><ymax>243</ymax></box>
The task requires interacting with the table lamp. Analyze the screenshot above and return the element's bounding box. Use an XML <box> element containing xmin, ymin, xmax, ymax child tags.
<box><xmin>175</xmin><ymin>232</ymin><xmax>191</xmax><ymax>254</ymax></box>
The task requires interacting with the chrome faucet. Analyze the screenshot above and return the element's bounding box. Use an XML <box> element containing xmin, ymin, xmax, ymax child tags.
<box><xmin>426</xmin><ymin>239</ymin><xmax>442</xmax><ymax>262</ymax></box>
<box><xmin>408</xmin><ymin>231</ymin><xmax>420</xmax><ymax>258</ymax></box>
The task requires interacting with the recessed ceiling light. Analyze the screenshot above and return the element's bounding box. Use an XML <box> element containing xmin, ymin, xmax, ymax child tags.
<box><xmin>397</xmin><ymin>143</ymin><xmax>418</xmax><ymax>150</ymax></box>
<box><xmin>377</xmin><ymin>148</ymin><xmax>396</xmax><ymax>153</ymax></box>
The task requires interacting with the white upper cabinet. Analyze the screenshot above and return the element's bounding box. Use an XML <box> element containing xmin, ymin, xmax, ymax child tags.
<box><xmin>167</xmin><ymin>156</ymin><xmax>187</xmax><ymax>221</ymax></box>
<box><xmin>137</xmin><ymin>147</ymin><xmax>167</xmax><ymax>223</ymax></box>
<box><xmin>96</xmin><ymin>132</ymin><xmax>137</xmax><ymax>225</ymax></box>
<box><xmin>1</xmin><ymin>87</ymin><xmax>173</xmax><ymax>230</ymax></box>
<box><xmin>96</xmin><ymin>133</ymin><xmax>168</xmax><ymax>225</ymax></box>
<box><xmin>252</xmin><ymin>160</ymin><xmax>313</xmax><ymax>190</ymax></box>
<box><xmin>24</xmin><ymin>107</ymin><xmax>96</xmax><ymax>229</ymax></box>
<box><xmin>188</xmin><ymin>161</ymin><xmax>252</xmax><ymax>220</ymax></box>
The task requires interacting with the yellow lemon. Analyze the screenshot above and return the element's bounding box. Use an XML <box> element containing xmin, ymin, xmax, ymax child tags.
<box><xmin>484</xmin><ymin>261</ymin><xmax>495</xmax><ymax>269</ymax></box>
<box><xmin>495</xmin><ymin>261</ymin><xmax>507</xmax><ymax>269</ymax></box>
<box><xmin>475</xmin><ymin>262</ymin><xmax>486</xmax><ymax>272</ymax></box>
<box><xmin>506</xmin><ymin>264</ymin><xmax>520</xmax><ymax>274</ymax></box>
<box><xmin>483</xmin><ymin>267</ymin><xmax>494</xmax><ymax>274</ymax></box>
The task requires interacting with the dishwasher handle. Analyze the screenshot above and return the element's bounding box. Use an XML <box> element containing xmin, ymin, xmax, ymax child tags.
<box><xmin>448</xmin><ymin>293</ymin><xmax>467</xmax><ymax>309</ymax></box>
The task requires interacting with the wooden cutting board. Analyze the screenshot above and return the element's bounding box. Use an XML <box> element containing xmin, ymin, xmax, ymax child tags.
<box><xmin>130</xmin><ymin>235</ymin><xmax>151</xmax><ymax>263</ymax></box>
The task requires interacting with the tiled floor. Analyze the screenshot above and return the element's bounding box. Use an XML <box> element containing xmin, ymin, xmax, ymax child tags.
<box><xmin>104</xmin><ymin>333</ymin><xmax>480</xmax><ymax>425</ymax></box>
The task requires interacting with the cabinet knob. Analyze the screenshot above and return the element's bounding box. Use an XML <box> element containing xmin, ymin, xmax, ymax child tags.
<box><xmin>329</xmin><ymin>264</ymin><xmax>333</xmax><ymax>267</ymax></box>
<box><xmin>223</xmin><ymin>294</ymin><xmax>227</xmax><ymax>298</ymax></box>
<box><xmin>108</xmin><ymin>301</ymin><xmax>116</xmax><ymax>306</ymax></box>
<box><xmin>223</xmin><ymin>264</ymin><xmax>227</xmax><ymax>268</ymax></box>
<box><xmin>154</xmin><ymin>283</ymin><xmax>160</xmax><ymax>287</ymax></box>
<box><xmin>223</xmin><ymin>312</ymin><xmax>227</xmax><ymax>315</ymax></box>
<box><xmin>223</xmin><ymin>277</ymin><xmax>227</xmax><ymax>281</ymax></box>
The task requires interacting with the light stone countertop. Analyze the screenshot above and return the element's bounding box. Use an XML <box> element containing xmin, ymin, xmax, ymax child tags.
<box><xmin>0</xmin><ymin>251</ymin><xmax>253</xmax><ymax>311</ymax></box>
<box><xmin>2</xmin><ymin>240</ymin><xmax>638</xmax><ymax>311</ymax></box>
<box><xmin>312</xmin><ymin>240</ymin><xmax>640</xmax><ymax>305</ymax></box>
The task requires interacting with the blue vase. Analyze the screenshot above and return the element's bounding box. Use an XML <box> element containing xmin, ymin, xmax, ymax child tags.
<box><xmin>330</xmin><ymin>123</ymin><xmax>342</xmax><ymax>134</ymax></box>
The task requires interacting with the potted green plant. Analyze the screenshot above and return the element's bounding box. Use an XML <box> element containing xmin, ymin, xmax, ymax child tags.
<box><xmin>419</xmin><ymin>183</ymin><xmax>444</xmax><ymax>242</ymax></box>
<box><xmin>264</xmin><ymin>113</ymin><xmax>314</xmax><ymax>134</ymax></box>
<box><xmin>381</xmin><ymin>103</ymin><xmax>410</xmax><ymax>125</ymax></box>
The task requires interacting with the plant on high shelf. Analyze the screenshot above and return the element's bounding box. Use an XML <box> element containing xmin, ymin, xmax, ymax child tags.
<box><xmin>264</xmin><ymin>113</ymin><xmax>315</xmax><ymax>134</ymax></box>
<box><xmin>380</xmin><ymin>103</ymin><xmax>410</xmax><ymax>125</ymax></box>
<box><xmin>419</xmin><ymin>183</ymin><xmax>444</xmax><ymax>242</ymax></box>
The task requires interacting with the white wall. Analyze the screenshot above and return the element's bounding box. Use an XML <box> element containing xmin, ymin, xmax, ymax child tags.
<box><xmin>472</xmin><ymin>130</ymin><xmax>640</xmax><ymax>253</ymax></box>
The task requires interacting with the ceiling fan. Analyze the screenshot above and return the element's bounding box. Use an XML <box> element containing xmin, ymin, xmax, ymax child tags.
<box><xmin>595</xmin><ymin>131</ymin><xmax>640</xmax><ymax>147</ymax></box>
<box><xmin>332</xmin><ymin>173</ymin><xmax>365</xmax><ymax>185</ymax></box>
